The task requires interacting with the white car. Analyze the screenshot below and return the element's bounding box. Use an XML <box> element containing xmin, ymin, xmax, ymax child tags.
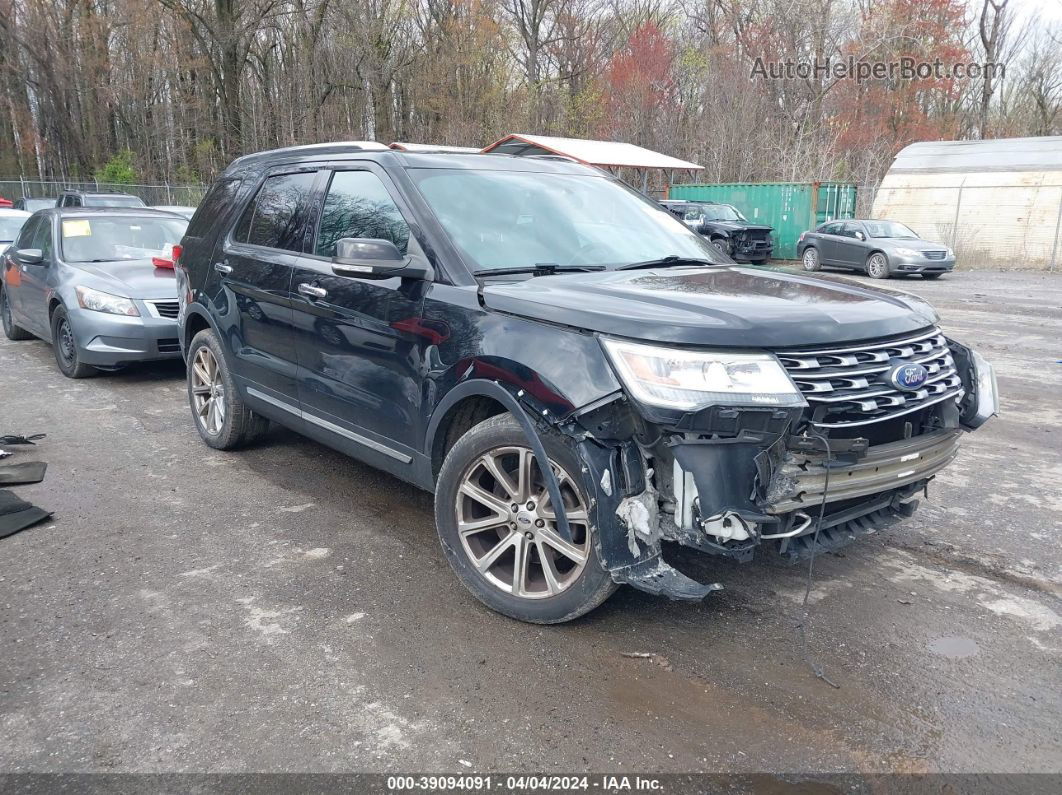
<box><xmin>0</xmin><ymin>209</ymin><xmax>31</xmax><ymax>254</ymax></box>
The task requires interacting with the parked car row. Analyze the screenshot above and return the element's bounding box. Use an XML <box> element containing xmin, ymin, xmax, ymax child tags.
<box><xmin>1</xmin><ymin>143</ymin><xmax>997</xmax><ymax>624</ymax></box>
<box><xmin>657</xmin><ymin>199</ymin><xmax>956</xmax><ymax>279</ymax></box>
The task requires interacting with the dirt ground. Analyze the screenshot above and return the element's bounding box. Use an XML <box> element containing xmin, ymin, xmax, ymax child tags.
<box><xmin>0</xmin><ymin>269</ymin><xmax>1058</xmax><ymax>775</ymax></box>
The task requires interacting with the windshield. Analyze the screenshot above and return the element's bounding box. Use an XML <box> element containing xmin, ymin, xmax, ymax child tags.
<box><xmin>59</xmin><ymin>216</ymin><xmax>188</xmax><ymax>263</ymax></box>
<box><xmin>409</xmin><ymin>169</ymin><xmax>723</xmax><ymax>272</ymax></box>
<box><xmin>0</xmin><ymin>216</ymin><xmax>28</xmax><ymax>241</ymax></box>
<box><xmin>700</xmin><ymin>204</ymin><xmax>746</xmax><ymax>222</ymax></box>
<box><xmin>865</xmin><ymin>220</ymin><xmax>918</xmax><ymax>239</ymax></box>
<box><xmin>83</xmin><ymin>195</ymin><xmax>146</xmax><ymax>208</ymax></box>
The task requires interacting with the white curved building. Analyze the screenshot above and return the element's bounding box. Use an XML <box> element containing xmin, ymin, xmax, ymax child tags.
<box><xmin>871</xmin><ymin>136</ymin><xmax>1062</xmax><ymax>270</ymax></box>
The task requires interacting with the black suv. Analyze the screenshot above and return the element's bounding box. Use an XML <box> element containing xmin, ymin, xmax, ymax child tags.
<box><xmin>56</xmin><ymin>190</ymin><xmax>146</xmax><ymax>209</ymax></box>
<box><xmin>660</xmin><ymin>199</ymin><xmax>773</xmax><ymax>264</ymax></box>
<box><xmin>176</xmin><ymin>143</ymin><xmax>997</xmax><ymax>623</ymax></box>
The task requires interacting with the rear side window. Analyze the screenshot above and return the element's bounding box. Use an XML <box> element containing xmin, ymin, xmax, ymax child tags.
<box><xmin>186</xmin><ymin>177</ymin><xmax>241</xmax><ymax>239</ymax></box>
<box><xmin>314</xmin><ymin>170</ymin><xmax>409</xmax><ymax>258</ymax></box>
<box><xmin>234</xmin><ymin>172</ymin><xmax>316</xmax><ymax>251</ymax></box>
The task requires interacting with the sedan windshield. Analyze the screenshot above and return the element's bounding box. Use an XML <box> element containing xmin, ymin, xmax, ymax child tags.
<box><xmin>0</xmin><ymin>216</ymin><xmax>28</xmax><ymax>241</ymax></box>
<box><xmin>701</xmin><ymin>204</ymin><xmax>746</xmax><ymax>222</ymax></box>
<box><xmin>60</xmin><ymin>216</ymin><xmax>188</xmax><ymax>263</ymax></box>
<box><xmin>865</xmin><ymin>220</ymin><xmax>918</xmax><ymax>239</ymax></box>
<box><xmin>409</xmin><ymin>168</ymin><xmax>723</xmax><ymax>272</ymax></box>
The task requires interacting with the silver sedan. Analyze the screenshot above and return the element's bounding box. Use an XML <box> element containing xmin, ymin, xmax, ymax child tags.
<box><xmin>1</xmin><ymin>208</ymin><xmax>187</xmax><ymax>377</ymax></box>
<box><xmin>797</xmin><ymin>219</ymin><xmax>956</xmax><ymax>279</ymax></box>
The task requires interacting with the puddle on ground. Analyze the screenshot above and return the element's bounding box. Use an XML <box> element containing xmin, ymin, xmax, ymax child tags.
<box><xmin>927</xmin><ymin>636</ymin><xmax>980</xmax><ymax>659</ymax></box>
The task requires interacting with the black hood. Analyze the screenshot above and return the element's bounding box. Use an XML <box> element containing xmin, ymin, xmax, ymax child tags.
<box><xmin>481</xmin><ymin>266</ymin><xmax>938</xmax><ymax>348</ymax></box>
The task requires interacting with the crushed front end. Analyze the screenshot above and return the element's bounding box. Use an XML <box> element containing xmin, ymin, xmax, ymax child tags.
<box><xmin>565</xmin><ymin>328</ymin><xmax>997</xmax><ymax>599</ymax></box>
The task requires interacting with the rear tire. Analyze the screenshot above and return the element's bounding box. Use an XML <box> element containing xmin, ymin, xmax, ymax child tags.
<box><xmin>50</xmin><ymin>305</ymin><xmax>97</xmax><ymax>378</ymax></box>
<box><xmin>1</xmin><ymin>286</ymin><xmax>34</xmax><ymax>341</ymax></box>
<box><xmin>866</xmin><ymin>252</ymin><xmax>891</xmax><ymax>279</ymax></box>
<box><xmin>434</xmin><ymin>414</ymin><xmax>617</xmax><ymax>624</ymax></box>
<box><xmin>801</xmin><ymin>247</ymin><xmax>821</xmax><ymax>271</ymax></box>
<box><xmin>187</xmin><ymin>328</ymin><xmax>269</xmax><ymax>450</ymax></box>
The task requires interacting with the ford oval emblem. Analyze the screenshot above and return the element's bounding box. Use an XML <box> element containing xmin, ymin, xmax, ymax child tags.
<box><xmin>887</xmin><ymin>361</ymin><xmax>929</xmax><ymax>391</ymax></box>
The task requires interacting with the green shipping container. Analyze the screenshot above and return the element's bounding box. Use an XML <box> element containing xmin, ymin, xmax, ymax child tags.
<box><xmin>667</xmin><ymin>182</ymin><xmax>858</xmax><ymax>260</ymax></box>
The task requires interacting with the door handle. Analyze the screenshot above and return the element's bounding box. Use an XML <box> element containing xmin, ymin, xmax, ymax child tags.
<box><xmin>214</xmin><ymin>262</ymin><xmax>232</xmax><ymax>274</ymax></box>
<box><xmin>298</xmin><ymin>283</ymin><xmax>327</xmax><ymax>300</ymax></box>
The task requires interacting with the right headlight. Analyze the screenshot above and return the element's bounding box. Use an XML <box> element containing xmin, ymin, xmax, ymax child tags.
<box><xmin>601</xmin><ymin>338</ymin><xmax>805</xmax><ymax>411</ymax></box>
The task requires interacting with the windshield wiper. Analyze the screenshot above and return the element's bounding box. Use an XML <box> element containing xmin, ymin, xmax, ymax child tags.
<box><xmin>618</xmin><ymin>255</ymin><xmax>717</xmax><ymax>271</ymax></box>
<box><xmin>473</xmin><ymin>264</ymin><xmax>606</xmax><ymax>277</ymax></box>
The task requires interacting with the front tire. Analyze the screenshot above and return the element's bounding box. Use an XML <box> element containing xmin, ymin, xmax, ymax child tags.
<box><xmin>710</xmin><ymin>238</ymin><xmax>730</xmax><ymax>257</ymax></box>
<box><xmin>50</xmin><ymin>305</ymin><xmax>97</xmax><ymax>378</ymax></box>
<box><xmin>1</xmin><ymin>286</ymin><xmax>33</xmax><ymax>341</ymax></box>
<box><xmin>866</xmin><ymin>252</ymin><xmax>891</xmax><ymax>279</ymax></box>
<box><xmin>801</xmin><ymin>247</ymin><xmax>821</xmax><ymax>271</ymax></box>
<box><xmin>434</xmin><ymin>414</ymin><xmax>617</xmax><ymax>623</ymax></box>
<box><xmin>187</xmin><ymin>328</ymin><xmax>269</xmax><ymax>449</ymax></box>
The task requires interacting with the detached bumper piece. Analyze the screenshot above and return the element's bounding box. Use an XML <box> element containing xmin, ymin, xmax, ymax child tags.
<box><xmin>0</xmin><ymin>489</ymin><xmax>52</xmax><ymax>540</ymax></box>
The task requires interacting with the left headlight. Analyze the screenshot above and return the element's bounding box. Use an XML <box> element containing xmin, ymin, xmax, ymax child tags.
<box><xmin>75</xmin><ymin>286</ymin><xmax>140</xmax><ymax>316</ymax></box>
<box><xmin>894</xmin><ymin>247</ymin><xmax>922</xmax><ymax>257</ymax></box>
<box><xmin>601</xmin><ymin>338</ymin><xmax>806</xmax><ymax>411</ymax></box>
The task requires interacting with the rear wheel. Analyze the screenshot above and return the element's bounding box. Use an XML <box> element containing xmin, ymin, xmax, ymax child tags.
<box><xmin>801</xmin><ymin>247</ymin><xmax>820</xmax><ymax>271</ymax></box>
<box><xmin>435</xmin><ymin>414</ymin><xmax>617</xmax><ymax>623</ymax></box>
<box><xmin>866</xmin><ymin>252</ymin><xmax>890</xmax><ymax>279</ymax></box>
<box><xmin>1</xmin><ymin>287</ymin><xmax>33</xmax><ymax>341</ymax></box>
<box><xmin>50</xmin><ymin>305</ymin><xmax>97</xmax><ymax>378</ymax></box>
<box><xmin>187</xmin><ymin>328</ymin><xmax>269</xmax><ymax>449</ymax></box>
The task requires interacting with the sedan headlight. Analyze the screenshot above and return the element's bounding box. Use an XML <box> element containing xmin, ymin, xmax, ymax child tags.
<box><xmin>601</xmin><ymin>338</ymin><xmax>805</xmax><ymax>410</ymax></box>
<box><xmin>75</xmin><ymin>286</ymin><xmax>139</xmax><ymax>316</ymax></box>
<box><xmin>894</xmin><ymin>247</ymin><xmax>921</xmax><ymax>257</ymax></box>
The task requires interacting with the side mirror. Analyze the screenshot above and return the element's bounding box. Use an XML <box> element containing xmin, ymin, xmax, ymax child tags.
<box><xmin>855</xmin><ymin>231</ymin><xmax>865</xmax><ymax>241</ymax></box>
<box><xmin>331</xmin><ymin>237</ymin><xmax>431</xmax><ymax>281</ymax></box>
<box><xmin>16</xmin><ymin>248</ymin><xmax>43</xmax><ymax>265</ymax></box>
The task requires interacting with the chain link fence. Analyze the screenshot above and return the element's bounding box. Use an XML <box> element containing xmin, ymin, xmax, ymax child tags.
<box><xmin>0</xmin><ymin>177</ymin><xmax>208</xmax><ymax>207</ymax></box>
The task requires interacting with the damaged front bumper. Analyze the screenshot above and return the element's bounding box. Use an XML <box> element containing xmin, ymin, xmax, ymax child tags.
<box><xmin>559</xmin><ymin>337</ymin><xmax>997</xmax><ymax>602</ymax></box>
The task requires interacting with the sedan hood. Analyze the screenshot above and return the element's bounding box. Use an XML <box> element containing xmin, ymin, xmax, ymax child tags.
<box><xmin>481</xmin><ymin>266</ymin><xmax>938</xmax><ymax>348</ymax></box>
<box><xmin>69</xmin><ymin>259</ymin><xmax>177</xmax><ymax>300</ymax></box>
<box><xmin>877</xmin><ymin>238</ymin><xmax>948</xmax><ymax>251</ymax></box>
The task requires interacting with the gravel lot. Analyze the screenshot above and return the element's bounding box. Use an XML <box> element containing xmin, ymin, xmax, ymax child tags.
<box><xmin>0</xmin><ymin>269</ymin><xmax>1058</xmax><ymax>775</ymax></box>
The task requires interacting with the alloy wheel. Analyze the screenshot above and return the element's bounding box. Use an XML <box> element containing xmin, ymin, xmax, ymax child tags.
<box><xmin>802</xmin><ymin>249</ymin><xmax>818</xmax><ymax>270</ymax></box>
<box><xmin>867</xmin><ymin>253</ymin><xmax>889</xmax><ymax>278</ymax></box>
<box><xmin>190</xmin><ymin>346</ymin><xmax>226</xmax><ymax>435</ymax></box>
<box><xmin>455</xmin><ymin>446</ymin><xmax>590</xmax><ymax>599</ymax></box>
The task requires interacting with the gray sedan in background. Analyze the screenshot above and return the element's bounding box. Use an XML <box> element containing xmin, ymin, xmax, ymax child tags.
<box><xmin>797</xmin><ymin>219</ymin><xmax>955</xmax><ymax>279</ymax></box>
<box><xmin>1</xmin><ymin>208</ymin><xmax>187</xmax><ymax>378</ymax></box>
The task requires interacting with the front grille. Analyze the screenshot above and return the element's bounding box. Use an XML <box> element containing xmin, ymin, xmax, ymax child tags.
<box><xmin>777</xmin><ymin>328</ymin><xmax>964</xmax><ymax>428</ymax></box>
<box><xmin>157</xmin><ymin>338</ymin><xmax>180</xmax><ymax>353</ymax></box>
<box><xmin>148</xmin><ymin>300</ymin><xmax>180</xmax><ymax>319</ymax></box>
<box><xmin>923</xmin><ymin>250</ymin><xmax>947</xmax><ymax>260</ymax></box>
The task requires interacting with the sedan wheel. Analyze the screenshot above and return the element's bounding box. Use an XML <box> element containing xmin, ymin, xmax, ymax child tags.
<box><xmin>802</xmin><ymin>247</ymin><xmax>820</xmax><ymax>271</ymax></box>
<box><xmin>455</xmin><ymin>446</ymin><xmax>590</xmax><ymax>599</ymax></box>
<box><xmin>866</xmin><ymin>252</ymin><xmax>890</xmax><ymax>279</ymax></box>
<box><xmin>190</xmin><ymin>345</ymin><xmax>226</xmax><ymax>436</ymax></box>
